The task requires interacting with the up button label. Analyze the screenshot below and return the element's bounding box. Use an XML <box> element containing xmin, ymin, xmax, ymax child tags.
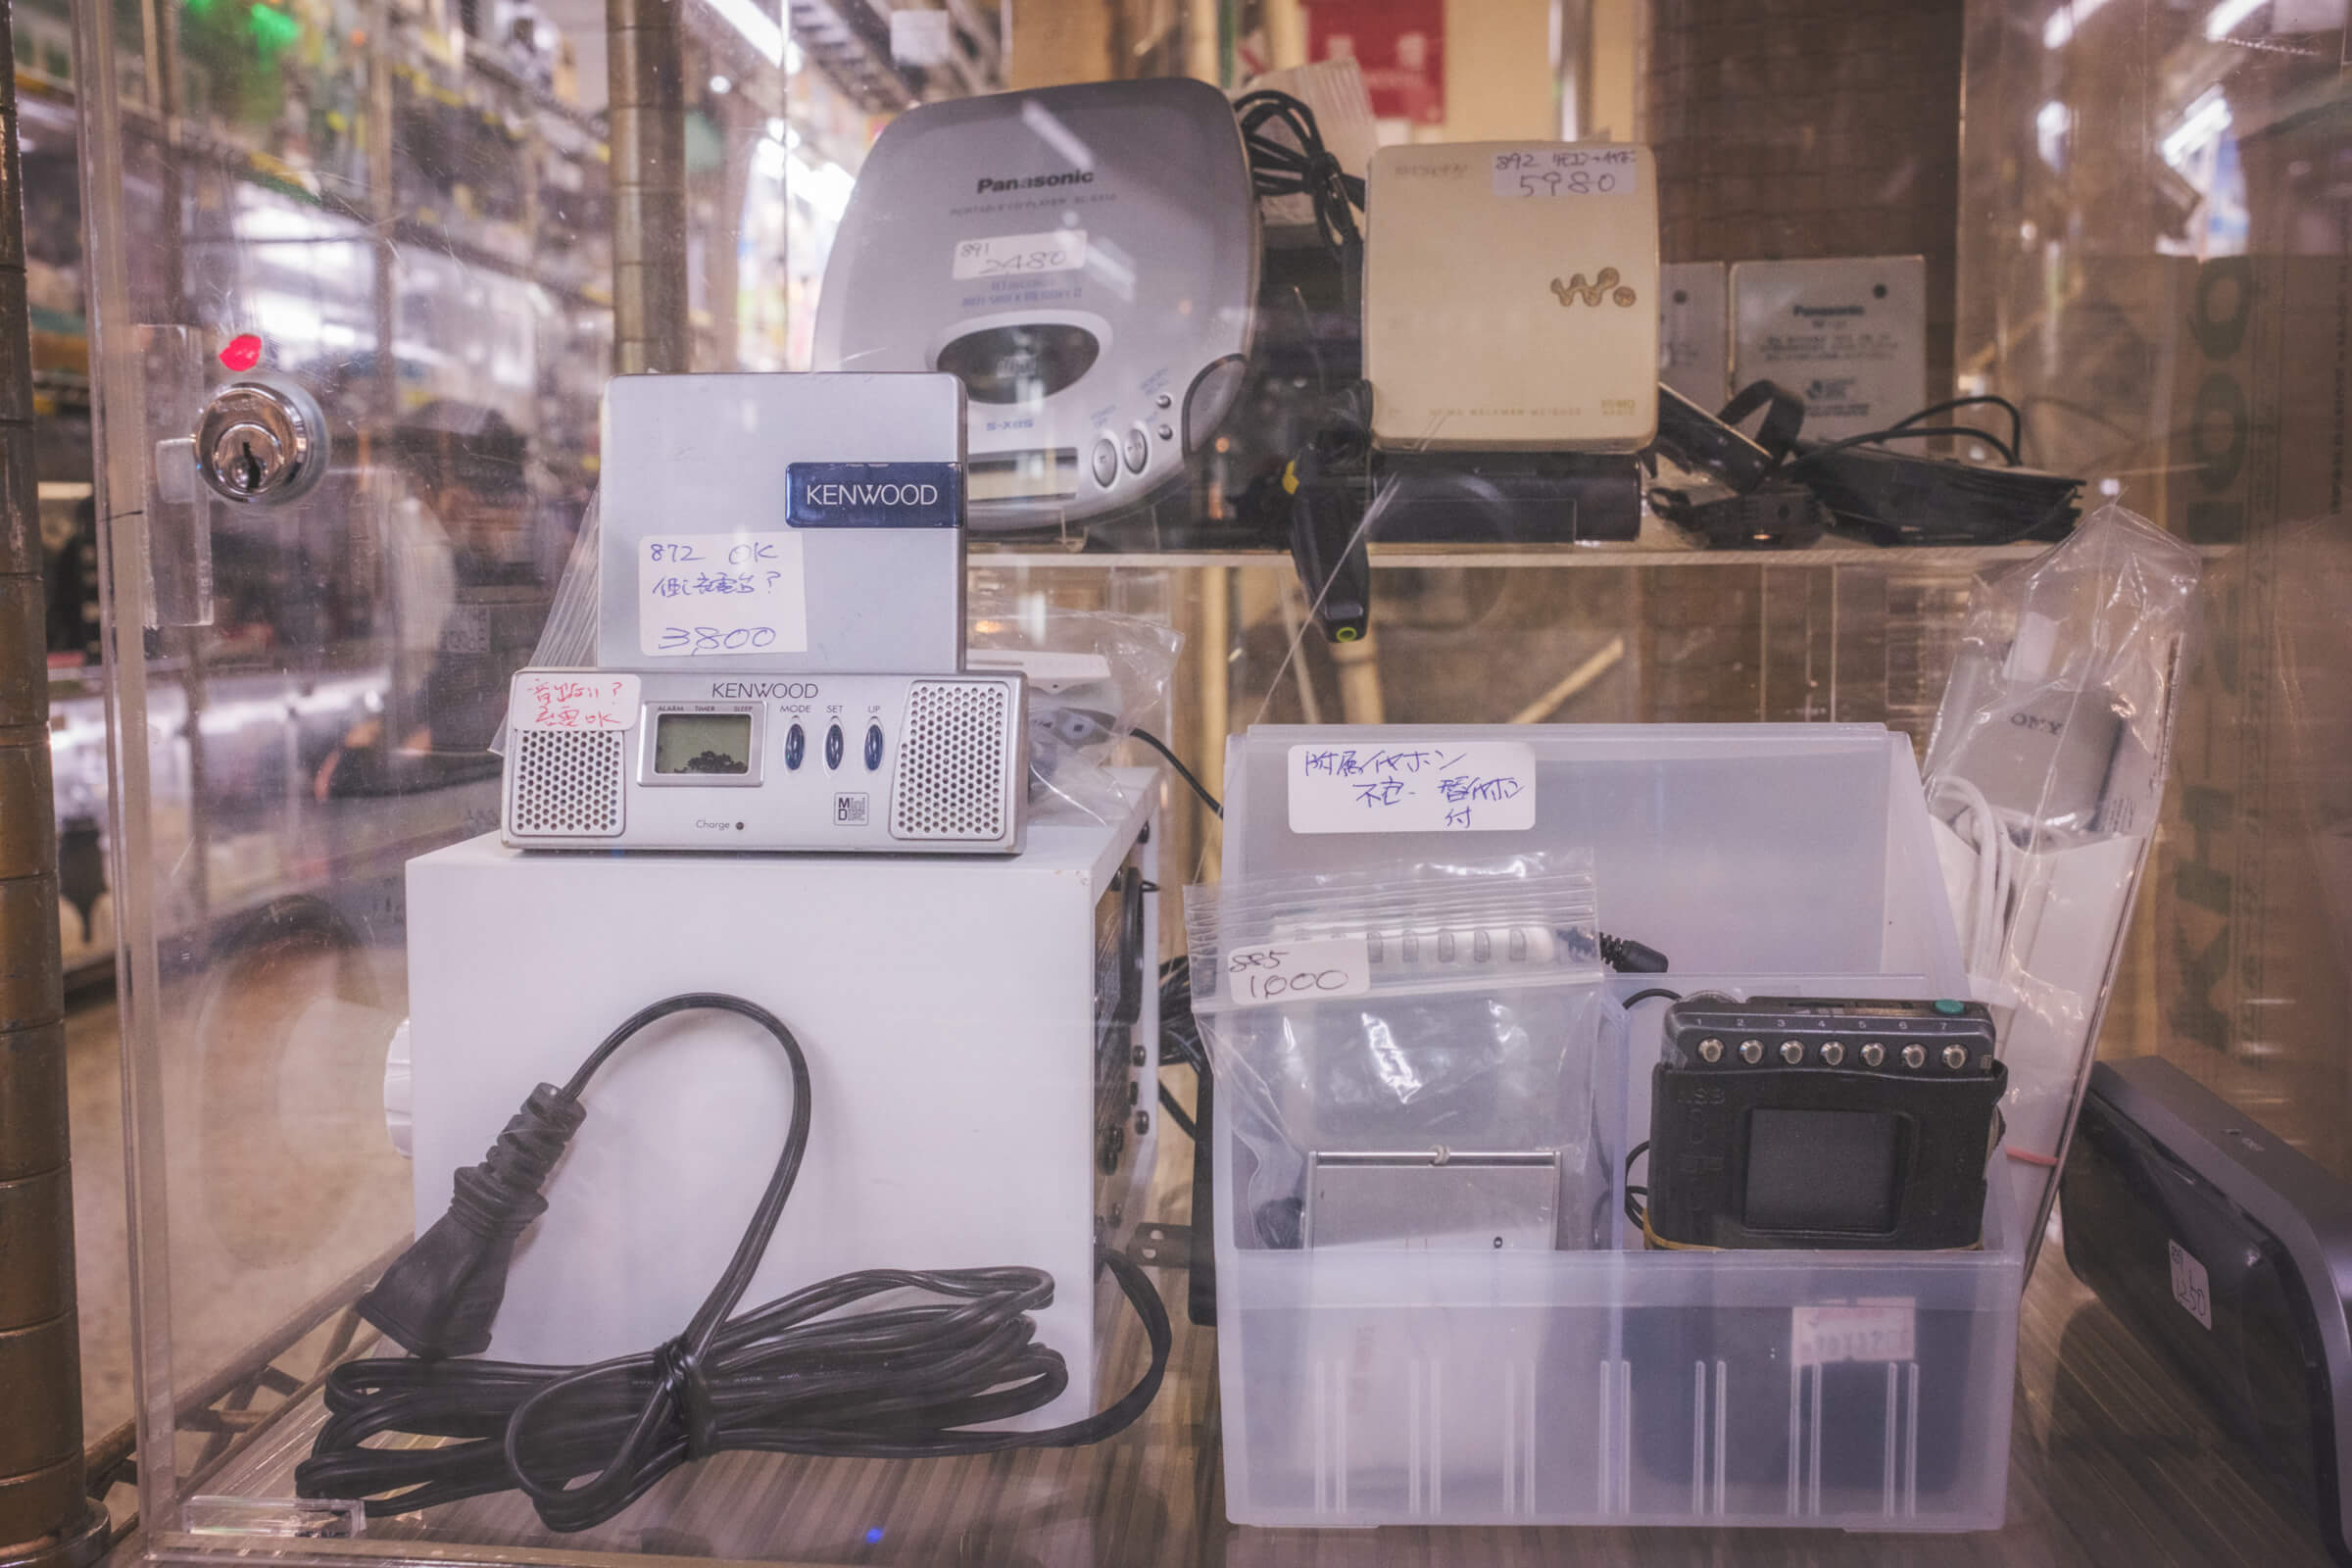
<box><xmin>787</xmin><ymin>462</ymin><xmax>962</xmax><ymax>528</ymax></box>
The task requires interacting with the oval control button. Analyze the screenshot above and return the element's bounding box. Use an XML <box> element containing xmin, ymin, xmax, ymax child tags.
<box><xmin>1122</xmin><ymin>427</ymin><xmax>1149</xmax><ymax>473</ymax></box>
<box><xmin>784</xmin><ymin>723</ymin><xmax>805</xmax><ymax>770</ymax></box>
<box><xmin>863</xmin><ymin>724</ymin><xmax>884</xmax><ymax>770</ymax></box>
<box><xmin>824</xmin><ymin>723</ymin><xmax>844</xmax><ymax>769</ymax></box>
<box><xmin>1091</xmin><ymin>438</ymin><xmax>1119</xmax><ymax>487</ymax></box>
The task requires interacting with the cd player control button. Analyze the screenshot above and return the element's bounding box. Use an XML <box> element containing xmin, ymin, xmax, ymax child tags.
<box><xmin>1155</xmin><ymin>392</ymin><xmax>1173</xmax><ymax>410</ymax></box>
<box><xmin>1156</xmin><ymin>422</ymin><xmax>1175</xmax><ymax>442</ymax></box>
<box><xmin>825</xmin><ymin>723</ymin><xmax>844</xmax><ymax>769</ymax></box>
<box><xmin>1091</xmin><ymin>438</ymin><xmax>1119</xmax><ymax>487</ymax></box>
<box><xmin>784</xmin><ymin>723</ymin><xmax>806</xmax><ymax>770</ymax></box>
<box><xmin>1122</xmin><ymin>427</ymin><xmax>1149</xmax><ymax>473</ymax></box>
<box><xmin>863</xmin><ymin>724</ymin><xmax>883</xmax><ymax>770</ymax></box>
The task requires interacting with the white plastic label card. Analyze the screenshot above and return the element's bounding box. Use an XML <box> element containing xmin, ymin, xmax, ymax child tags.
<box><xmin>639</xmin><ymin>533</ymin><xmax>809</xmax><ymax>658</ymax></box>
<box><xmin>1491</xmin><ymin>147</ymin><xmax>1640</xmax><ymax>198</ymax></box>
<box><xmin>952</xmin><ymin>229</ymin><xmax>1088</xmax><ymax>280</ymax></box>
<box><xmin>2169</xmin><ymin>1240</ymin><xmax>2213</xmax><ymax>1330</ymax></box>
<box><xmin>511</xmin><ymin>672</ymin><xmax>641</xmax><ymax>731</ymax></box>
<box><xmin>1731</xmin><ymin>256</ymin><xmax>1926</xmax><ymax>442</ymax></box>
<box><xmin>1221</xmin><ymin>938</ymin><xmax>1371</xmax><ymax>1007</ymax></box>
<box><xmin>1287</xmin><ymin>741</ymin><xmax>1537</xmax><ymax>833</ymax></box>
<box><xmin>1791</xmin><ymin>1301</ymin><xmax>1917</xmax><ymax>1367</ymax></box>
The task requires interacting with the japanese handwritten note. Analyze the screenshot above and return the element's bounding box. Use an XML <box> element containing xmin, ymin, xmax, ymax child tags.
<box><xmin>511</xmin><ymin>672</ymin><xmax>641</xmax><ymax>732</ymax></box>
<box><xmin>638</xmin><ymin>532</ymin><xmax>808</xmax><ymax>658</ymax></box>
<box><xmin>1287</xmin><ymin>742</ymin><xmax>1537</xmax><ymax>834</ymax></box>
<box><xmin>1490</xmin><ymin>146</ymin><xmax>1640</xmax><ymax>199</ymax></box>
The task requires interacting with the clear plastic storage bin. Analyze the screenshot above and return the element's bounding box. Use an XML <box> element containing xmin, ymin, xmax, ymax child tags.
<box><xmin>1211</xmin><ymin>725</ymin><xmax>2023</xmax><ymax>1531</ymax></box>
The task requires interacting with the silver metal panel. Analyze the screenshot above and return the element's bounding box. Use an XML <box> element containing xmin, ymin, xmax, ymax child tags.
<box><xmin>1305</xmin><ymin>1150</ymin><xmax>1561</xmax><ymax>1251</ymax></box>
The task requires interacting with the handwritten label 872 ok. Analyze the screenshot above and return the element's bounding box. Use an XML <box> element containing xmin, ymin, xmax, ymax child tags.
<box><xmin>1222</xmin><ymin>938</ymin><xmax>1371</xmax><ymax>1007</ymax></box>
<box><xmin>638</xmin><ymin>532</ymin><xmax>808</xmax><ymax>657</ymax></box>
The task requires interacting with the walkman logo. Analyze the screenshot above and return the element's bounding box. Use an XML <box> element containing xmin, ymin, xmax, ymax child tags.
<box><xmin>786</xmin><ymin>462</ymin><xmax>961</xmax><ymax>529</ymax></box>
<box><xmin>976</xmin><ymin>169</ymin><xmax>1095</xmax><ymax>194</ymax></box>
<box><xmin>1793</xmin><ymin>303</ymin><xmax>1867</xmax><ymax>318</ymax></box>
<box><xmin>1549</xmin><ymin>268</ymin><xmax>1639</xmax><ymax>309</ymax></box>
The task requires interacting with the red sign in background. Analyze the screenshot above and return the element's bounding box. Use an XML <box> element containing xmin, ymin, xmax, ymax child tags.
<box><xmin>1307</xmin><ymin>0</ymin><xmax>1446</xmax><ymax>125</ymax></box>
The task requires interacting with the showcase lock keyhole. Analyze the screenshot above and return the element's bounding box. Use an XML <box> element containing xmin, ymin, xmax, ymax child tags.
<box><xmin>192</xmin><ymin>376</ymin><xmax>330</xmax><ymax>506</ymax></box>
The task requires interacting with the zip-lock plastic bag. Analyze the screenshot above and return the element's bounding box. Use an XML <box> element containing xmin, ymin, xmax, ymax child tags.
<box><xmin>967</xmin><ymin>599</ymin><xmax>1184</xmax><ymax>825</ymax></box>
<box><xmin>1185</xmin><ymin>853</ymin><xmax>1620</xmax><ymax>1253</ymax></box>
<box><xmin>1921</xmin><ymin>501</ymin><xmax>2200</xmax><ymax>1271</ymax></box>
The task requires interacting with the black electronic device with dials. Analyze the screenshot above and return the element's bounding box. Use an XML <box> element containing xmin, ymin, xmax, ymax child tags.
<box><xmin>1642</xmin><ymin>995</ymin><xmax>2006</xmax><ymax>1251</ymax></box>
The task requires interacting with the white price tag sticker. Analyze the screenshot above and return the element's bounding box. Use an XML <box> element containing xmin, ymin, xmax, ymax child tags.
<box><xmin>952</xmin><ymin>229</ymin><xmax>1088</xmax><ymax>280</ymax></box>
<box><xmin>1491</xmin><ymin>147</ymin><xmax>1640</xmax><ymax>198</ymax></box>
<box><xmin>638</xmin><ymin>533</ymin><xmax>808</xmax><ymax>658</ymax></box>
<box><xmin>1287</xmin><ymin>742</ymin><xmax>1537</xmax><ymax>834</ymax></box>
<box><xmin>1791</xmin><ymin>1301</ymin><xmax>1917</xmax><ymax>1367</ymax></box>
<box><xmin>511</xmin><ymin>672</ymin><xmax>641</xmax><ymax>732</ymax></box>
<box><xmin>1221</xmin><ymin>938</ymin><xmax>1371</xmax><ymax>1007</ymax></box>
<box><xmin>2169</xmin><ymin>1240</ymin><xmax>2213</xmax><ymax>1330</ymax></box>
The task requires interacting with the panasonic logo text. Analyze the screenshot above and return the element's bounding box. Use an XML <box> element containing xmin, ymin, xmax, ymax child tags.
<box><xmin>1793</xmin><ymin>304</ymin><xmax>1868</xmax><ymax>318</ymax></box>
<box><xmin>976</xmin><ymin>170</ymin><xmax>1095</xmax><ymax>194</ymax></box>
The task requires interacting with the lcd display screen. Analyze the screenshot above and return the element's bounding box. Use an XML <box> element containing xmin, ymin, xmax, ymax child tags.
<box><xmin>967</xmin><ymin>450</ymin><xmax>1079</xmax><ymax>502</ymax></box>
<box><xmin>1742</xmin><ymin>1108</ymin><xmax>1901</xmax><ymax>1233</ymax></box>
<box><xmin>653</xmin><ymin>711</ymin><xmax>753</xmax><ymax>775</ymax></box>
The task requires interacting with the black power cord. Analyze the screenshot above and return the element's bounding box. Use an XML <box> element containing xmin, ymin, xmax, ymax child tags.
<box><xmin>298</xmin><ymin>993</ymin><xmax>1171</xmax><ymax>1531</ymax></box>
<box><xmin>1232</xmin><ymin>89</ymin><xmax>1365</xmax><ymax>271</ymax></box>
<box><xmin>1129</xmin><ymin>725</ymin><xmax>1221</xmax><ymax>818</ymax></box>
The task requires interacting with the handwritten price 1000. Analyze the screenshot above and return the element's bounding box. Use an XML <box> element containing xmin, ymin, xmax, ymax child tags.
<box><xmin>1226</xmin><ymin>948</ymin><xmax>1354</xmax><ymax>1002</ymax></box>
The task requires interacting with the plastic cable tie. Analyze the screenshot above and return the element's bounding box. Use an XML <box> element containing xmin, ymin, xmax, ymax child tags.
<box><xmin>657</xmin><ymin>1336</ymin><xmax>719</xmax><ymax>1460</ymax></box>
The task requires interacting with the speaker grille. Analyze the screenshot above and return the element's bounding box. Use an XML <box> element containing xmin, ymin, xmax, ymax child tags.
<box><xmin>891</xmin><ymin>680</ymin><xmax>1010</xmax><ymax>842</ymax></box>
<box><xmin>509</xmin><ymin>728</ymin><xmax>625</xmax><ymax>838</ymax></box>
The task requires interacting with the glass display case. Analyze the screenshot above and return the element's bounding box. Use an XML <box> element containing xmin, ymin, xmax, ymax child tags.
<box><xmin>27</xmin><ymin>0</ymin><xmax>2350</xmax><ymax>1562</ymax></box>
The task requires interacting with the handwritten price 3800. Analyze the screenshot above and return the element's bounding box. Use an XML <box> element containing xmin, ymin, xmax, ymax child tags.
<box><xmin>653</xmin><ymin>625</ymin><xmax>780</xmax><ymax>654</ymax></box>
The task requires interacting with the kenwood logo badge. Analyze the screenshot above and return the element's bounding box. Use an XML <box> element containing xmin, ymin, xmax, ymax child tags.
<box><xmin>786</xmin><ymin>461</ymin><xmax>961</xmax><ymax>529</ymax></box>
<box><xmin>1550</xmin><ymin>268</ymin><xmax>1639</xmax><ymax>308</ymax></box>
<box><xmin>976</xmin><ymin>170</ymin><xmax>1095</xmax><ymax>194</ymax></box>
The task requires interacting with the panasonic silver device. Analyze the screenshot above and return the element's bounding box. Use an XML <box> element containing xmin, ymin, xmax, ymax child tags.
<box><xmin>501</xmin><ymin>667</ymin><xmax>1027</xmax><ymax>854</ymax></box>
<box><xmin>596</xmin><ymin>371</ymin><xmax>967</xmax><ymax>673</ymax></box>
<box><xmin>811</xmin><ymin>78</ymin><xmax>1258</xmax><ymax>533</ymax></box>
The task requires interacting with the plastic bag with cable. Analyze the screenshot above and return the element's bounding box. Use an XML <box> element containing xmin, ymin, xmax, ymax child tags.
<box><xmin>1920</xmin><ymin>500</ymin><xmax>2199</xmax><ymax>1270</ymax></box>
<box><xmin>966</xmin><ymin>598</ymin><xmax>1184</xmax><ymax>826</ymax></box>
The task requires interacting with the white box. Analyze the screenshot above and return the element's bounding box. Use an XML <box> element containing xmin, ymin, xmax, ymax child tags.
<box><xmin>595</xmin><ymin>371</ymin><xmax>968</xmax><ymax>674</ymax></box>
<box><xmin>1660</xmin><ymin>261</ymin><xmax>1730</xmax><ymax>411</ymax></box>
<box><xmin>1365</xmin><ymin>142</ymin><xmax>1660</xmax><ymax>452</ymax></box>
<box><xmin>404</xmin><ymin>774</ymin><xmax>1157</xmax><ymax>1430</ymax></box>
<box><xmin>1210</xmin><ymin>726</ymin><xmax>2019</xmax><ymax>1531</ymax></box>
<box><xmin>1732</xmin><ymin>256</ymin><xmax>1928</xmax><ymax>442</ymax></box>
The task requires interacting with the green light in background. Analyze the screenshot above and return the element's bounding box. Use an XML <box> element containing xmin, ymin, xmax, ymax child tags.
<box><xmin>245</xmin><ymin>0</ymin><xmax>299</xmax><ymax>59</ymax></box>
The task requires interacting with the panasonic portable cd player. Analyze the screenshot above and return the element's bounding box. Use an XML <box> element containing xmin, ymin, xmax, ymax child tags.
<box><xmin>812</xmin><ymin>78</ymin><xmax>1258</xmax><ymax>533</ymax></box>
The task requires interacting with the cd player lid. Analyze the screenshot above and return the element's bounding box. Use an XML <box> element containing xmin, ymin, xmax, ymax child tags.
<box><xmin>812</xmin><ymin>77</ymin><xmax>1257</xmax><ymax>370</ymax></box>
